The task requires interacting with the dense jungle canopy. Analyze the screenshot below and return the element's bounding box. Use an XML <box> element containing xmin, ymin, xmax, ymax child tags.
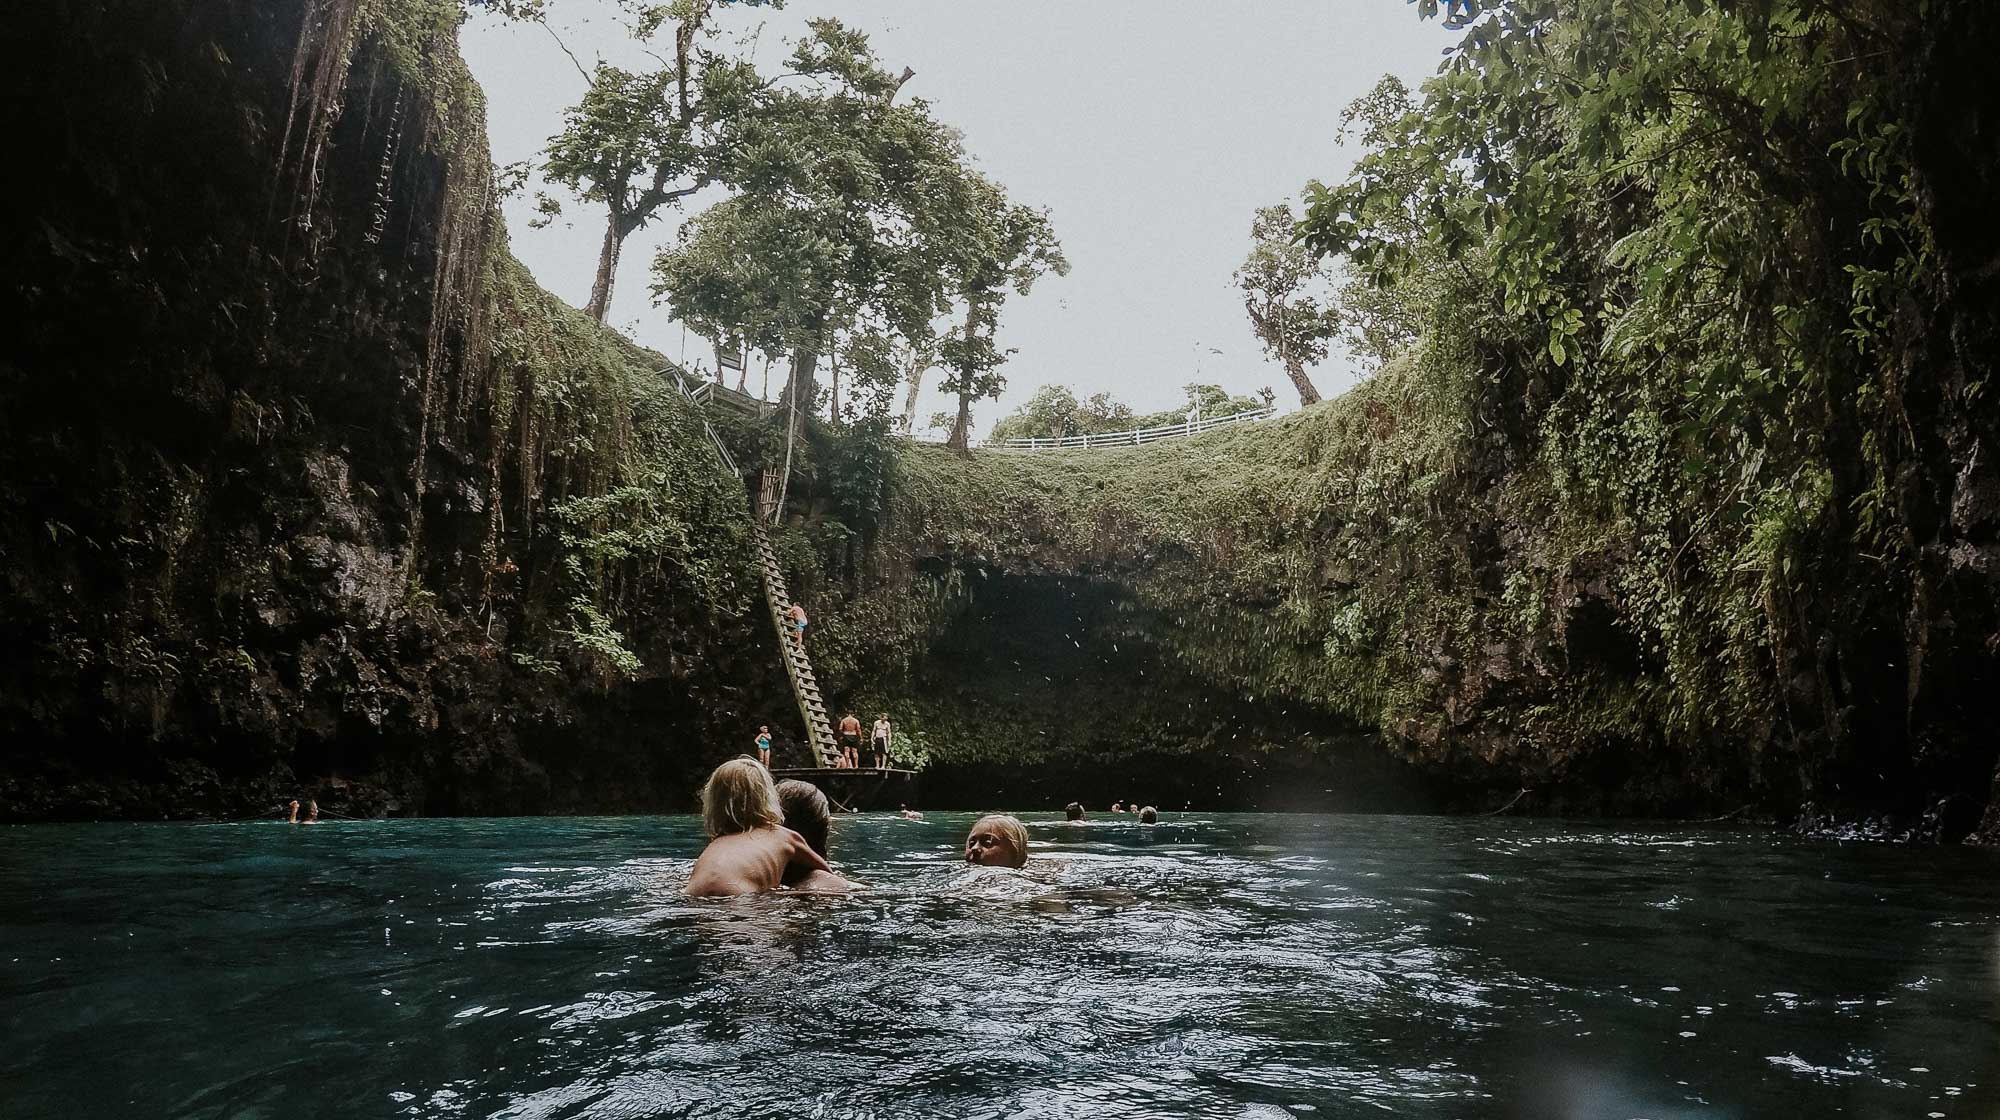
<box><xmin>0</xmin><ymin>0</ymin><xmax>1995</xmax><ymax>839</ymax></box>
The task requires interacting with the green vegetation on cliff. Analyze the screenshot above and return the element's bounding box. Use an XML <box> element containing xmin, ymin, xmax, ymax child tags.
<box><xmin>0</xmin><ymin>0</ymin><xmax>767</xmax><ymax>818</ymax></box>
<box><xmin>810</xmin><ymin>0</ymin><xmax>2000</xmax><ymax>835</ymax></box>
<box><xmin>4</xmin><ymin>0</ymin><xmax>1996</xmax><ymax>835</ymax></box>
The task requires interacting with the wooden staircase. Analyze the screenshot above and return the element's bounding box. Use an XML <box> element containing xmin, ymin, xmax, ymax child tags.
<box><xmin>751</xmin><ymin>480</ymin><xmax>842</xmax><ymax>769</ymax></box>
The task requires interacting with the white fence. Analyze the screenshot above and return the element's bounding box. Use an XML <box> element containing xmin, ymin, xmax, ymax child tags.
<box><xmin>996</xmin><ymin>405</ymin><xmax>1276</xmax><ymax>451</ymax></box>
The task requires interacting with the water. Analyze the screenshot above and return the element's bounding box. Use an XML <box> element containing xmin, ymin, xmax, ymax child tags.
<box><xmin>4</xmin><ymin>813</ymin><xmax>1999</xmax><ymax>1118</ymax></box>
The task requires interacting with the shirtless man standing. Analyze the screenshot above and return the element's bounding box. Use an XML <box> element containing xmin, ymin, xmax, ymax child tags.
<box><xmin>837</xmin><ymin>712</ymin><xmax>863</xmax><ymax>769</ymax></box>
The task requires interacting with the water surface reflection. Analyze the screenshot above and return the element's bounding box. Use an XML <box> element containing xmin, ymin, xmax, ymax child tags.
<box><xmin>3</xmin><ymin>814</ymin><xmax>1997</xmax><ymax>1117</ymax></box>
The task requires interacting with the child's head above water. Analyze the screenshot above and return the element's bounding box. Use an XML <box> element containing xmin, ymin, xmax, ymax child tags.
<box><xmin>1064</xmin><ymin>801</ymin><xmax>1085</xmax><ymax>821</ymax></box>
<box><xmin>965</xmin><ymin>814</ymin><xmax>1028</xmax><ymax>868</ymax></box>
<box><xmin>775</xmin><ymin>779</ymin><xmax>831</xmax><ymax>857</ymax></box>
<box><xmin>701</xmin><ymin>757</ymin><xmax>783</xmax><ymax>838</ymax></box>
<box><xmin>1138</xmin><ymin>805</ymin><xmax>1158</xmax><ymax>824</ymax></box>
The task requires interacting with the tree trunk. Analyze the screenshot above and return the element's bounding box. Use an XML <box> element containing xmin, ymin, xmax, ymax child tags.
<box><xmin>781</xmin><ymin>346</ymin><xmax>818</xmax><ymax>417</ymax></box>
<box><xmin>828</xmin><ymin>342</ymin><xmax>841</xmax><ymax>424</ymax></box>
<box><xmin>584</xmin><ymin>210</ymin><xmax>625</xmax><ymax>323</ymax></box>
<box><xmin>1283</xmin><ymin>353</ymin><xmax>1322</xmax><ymax>406</ymax></box>
<box><xmin>900</xmin><ymin>354</ymin><xmax>925</xmax><ymax>433</ymax></box>
<box><xmin>948</xmin><ymin>386</ymin><xmax>973</xmax><ymax>453</ymax></box>
<box><xmin>1250</xmin><ymin>298</ymin><xmax>1323</xmax><ymax>406</ymax></box>
<box><xmin>946</xmin><ymin>301</ymin><xmax>979</xmax><ymax>453</ymax></box>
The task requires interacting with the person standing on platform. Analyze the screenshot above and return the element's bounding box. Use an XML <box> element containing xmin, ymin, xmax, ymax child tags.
<box><xmin>871</xmin><ymin>714</ymin><xmax>892</xmax><ymax>769</ymax></box>
<box><xmin>837</xmin><ymin>712</ymin><xmax>863</xmax><ymax>769</ymax></box>
<box><xmin>754</xmin><ymin>725</ymin><xmax>772</xmax><ymax>768</ymax></box>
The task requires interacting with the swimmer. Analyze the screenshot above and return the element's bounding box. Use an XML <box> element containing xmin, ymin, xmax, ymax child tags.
<box><xmin>687</xmin><ymin>758</ymin><xmax>832</xmax><ymax>897</ymax></box>
<box><xmin>899</xmin><ymin>803</ymin><xmax>924</xmax><ymax>820</ymax></box>
<box><xmin>1138</xmin><ymin>805</ymin><xmax>1158</xmax><ymax>823</ymax></box>
<box><xmin>303</xmin><ymin>800</ymin><xmax>319</xmax><ymax>824</ymax></box>
<box><xmin>775</xmin><ymin>780</ymin><xmax>851</xmax><ymax>893</ymax></box>
<box><xmin>1064</xmin><ymin>801</ymin><xmax>1085</xmax><ymax>821</ymax></box>
<box><xmin>287</xmin><ymin>799</ymin><xmax>300</xmax><ymax>824</ymax></box>
<box><xmin>964</xmin><ymin>814</ymin><xmax>1029</xmax><ymax>868</ymax></box>
<box><xmin>1110</xmin><ymin>801</ymin><xmax>1123</xmax><ymax>813</ymax></box>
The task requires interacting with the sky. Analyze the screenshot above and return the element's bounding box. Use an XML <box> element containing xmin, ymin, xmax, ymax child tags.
<box><xmin>459</xmin><ymin>1</ymin><xmax>1456</xmax><ymax>437</ymax></box>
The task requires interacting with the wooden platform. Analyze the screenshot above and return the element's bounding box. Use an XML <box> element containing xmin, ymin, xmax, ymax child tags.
<box><xmin>771</xmin><ymin>767</ymin><xmax>917</xmax><ymax>782</ymax></box>
<box><xmin>769</xmin><ymin>766</ymin><xmax>917</xmax><ymax>811</ymax></box>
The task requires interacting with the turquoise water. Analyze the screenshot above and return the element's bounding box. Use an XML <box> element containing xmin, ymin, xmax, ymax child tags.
<box><xmin>3</xmin><ymin>813</ymin><xmax>1998</xmax><ymax>1118</ymax></box>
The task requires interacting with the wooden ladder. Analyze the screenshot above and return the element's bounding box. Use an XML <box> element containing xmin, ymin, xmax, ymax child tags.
<box><xmin>668</xmin><ymin>379</ymin><xmax>841</xmax><ymax>771</ymax></box>
<box><xmin>749</xmin><ymin>500</ymin><xmax>842</xmax><ymax>769</ymax></box>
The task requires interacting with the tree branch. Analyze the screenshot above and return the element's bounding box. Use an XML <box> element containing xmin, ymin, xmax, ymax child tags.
<box><xmin>539</xmin><ymin>18</ymin><xmax>595</xmax><ymax>87</ymax></box>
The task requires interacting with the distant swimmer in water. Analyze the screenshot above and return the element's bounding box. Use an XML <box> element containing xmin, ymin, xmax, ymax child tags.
<box><xmin>1138</xmin><ymin>805</ymin><xmax>1158</xmax><ymax>823</ymax></box>
<box><xmin>899</xmin><ymin>803</ymin><xmax>923</xmax><ymax>820</ymax></box>
<box><xmin>287</xmin><ymin>799</ymin><xmax>300</xmax><ymax>824</ymax></box>
<box><xmin>1065</xmin><ymin>802</ymin><xmax>1085</xmax><ymax>821</ymax></box>
<box><xmin>964</xmin><ymin>814</ymin><xmax>1029</xmax><ymax>868</ymax></box>
<box><xmin>1110</xmin><ymin>801</ymin><xmax>1124</xmax><ymax>814</ymax></box>
<box><xmin>303</xmin><ymin>800</ymin><xmax>319</xmax><ymax>824</ymax></box>
<box><xmin>687</xmin><ymin>759</ymin><xmax>832</xmax><ymax>897</ymax></box>
<box><xmin>775</xmin><ymin>780</ymin><xmax>851</xmax><ymax>893</ymax></box>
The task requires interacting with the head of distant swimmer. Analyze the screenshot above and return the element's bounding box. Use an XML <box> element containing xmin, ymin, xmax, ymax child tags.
<box><xmin>702</xmin><ymin>757</ymin><xmax>782</xmax><ymax>838</ymax></box>
<box><xmin>965</xmin><ymin>814</ymin><xmax>1028</xmax><ymax>868</ymax></box>
<box><xmin>775</xmin><ymin>779</ymin><xmax>831</xmax><ymax>858</ymax></box>
<box><xmin>1064</xmin><ymin>801</ymin><xmax>1084</xmax><ymax>821</ymax></box>
<box><xmin>1138</xmin><ymin>806</ymin><xmax>1158</xmax><ymax>824</ymax></box>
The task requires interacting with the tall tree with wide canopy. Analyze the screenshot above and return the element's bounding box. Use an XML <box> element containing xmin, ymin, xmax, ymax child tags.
<box><xmin>539</xmin><ymin>0</ymin><xmax>774</xmax><ymax>323</ymax></box>
<box><xmin>654</xmin><ymin>19</ymin><xmax>998</xmax><ymax>427</ymax></box>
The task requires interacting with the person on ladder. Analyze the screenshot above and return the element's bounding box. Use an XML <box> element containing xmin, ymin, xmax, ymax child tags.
<box><xmin>788</xmin><ymin>602</ymin><xmax>808</xmax><ymax>645</ymax></box>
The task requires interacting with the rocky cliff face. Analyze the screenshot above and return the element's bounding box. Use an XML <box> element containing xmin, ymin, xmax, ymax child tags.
<box><xmin>4</xmin><ymin>0</ymin><xmax>1994</xmax><ymax>833</ymax></box>
<box><xmin>0</xmin><ymin>0</ymin><xmax>779</xmax><ymax>820</ymax></box>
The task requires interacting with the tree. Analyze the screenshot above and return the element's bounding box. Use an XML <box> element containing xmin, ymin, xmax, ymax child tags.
<box><xmin>1131</xmin><ymin>384</ymin><xmax>1269</xmax><ymax>431</ymax></box>
<box><xmin>538</xmin><ymin>0</ymin><xmax>775</xmax><ymax>323</ymax></box>
<box><xmin>656</xmin><ymin>20</ymin><xmax>1026</xmax><ymax>461</ymax></box>
<box><xmin>987</xmin><ymin>385</ymin><xmax>1136</xmax><ymax>443</ymax></box>
<box><xmin>1234</xmin><ymin>203</ymin><xmax>1332</xmax><ymax>406</ymax></box>
<box><xmin>938</xmin><ymin>175</ymin><xmax>1067</xmax><ymax>451</ymax></box>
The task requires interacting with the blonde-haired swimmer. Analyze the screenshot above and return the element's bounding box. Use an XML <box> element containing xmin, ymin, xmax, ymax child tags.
<box><xmin>688</xmin><ymin>758</ymin><xmax>830</xmax><ymax>897</ymax></box>
<box><xmin>964</xmin><ymin>814</ymin><xmax>1029</xmax><ymax>868</ymax></box>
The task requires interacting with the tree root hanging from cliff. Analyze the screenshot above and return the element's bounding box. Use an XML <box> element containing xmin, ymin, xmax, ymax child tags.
<box><xmin>1481</xmin><ymin>788</ymin><xmax>1532</xmax><ymax>816</ymax></box>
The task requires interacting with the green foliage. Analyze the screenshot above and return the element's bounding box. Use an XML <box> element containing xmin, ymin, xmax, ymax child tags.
<box><xmin>558</xmin><ymin>597</ymin><xmax>645</xmax><ymax>680</ymax></box>
<box><xmin>1270</xmin><ymin>0</ymin><xmax>1956</xmax><ymax>799</ymax></box>
<box><xmin>987</xmin><ymin>385</ymin><xmax>1136</xmax><ymax>443</ymax></box>
<box><xmin>535</xmin><ymin>0</ymin><xmax>780</xmax><ymax>318</ymax></box>
<box><xmin>486</xmin><ymin>256</ymin><xmax>754</xmax><ymax>684</ymax></box>
<box><xmin>936</xmin><ymin>175</ymin><xmax>1068</xmax><ymax>448</ymax></box>
<box><xmin>654</xmin><ymin>20</ymin><xmax>997</xmax><ymax>377</ymax></box>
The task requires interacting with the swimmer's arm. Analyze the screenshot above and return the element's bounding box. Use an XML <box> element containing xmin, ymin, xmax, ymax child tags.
<box><xmin>780</xmin><ymin>828</ymin><xmax>832</xmax><ymax>874</ymax></box>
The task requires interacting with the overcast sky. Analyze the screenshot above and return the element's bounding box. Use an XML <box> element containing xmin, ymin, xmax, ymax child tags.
<box><xmin>459</xmin><ymin>2</ymin><xmax>1454</xmax><ymax>436</ymax></box>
